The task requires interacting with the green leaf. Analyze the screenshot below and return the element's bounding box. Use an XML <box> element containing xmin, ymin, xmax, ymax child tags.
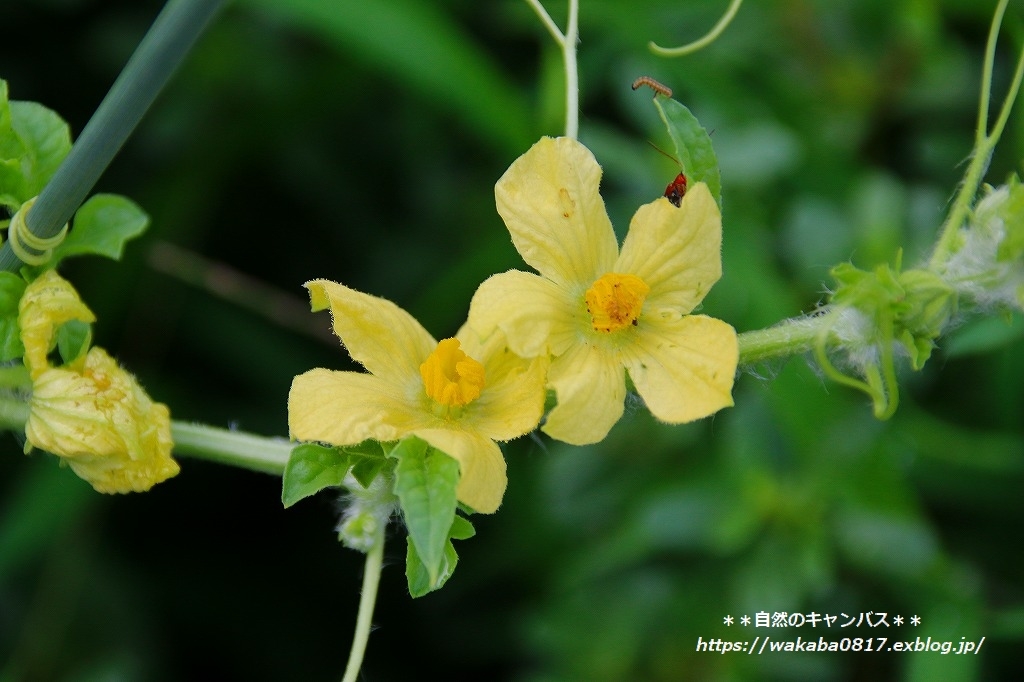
<box><xmin>0</xmin><ymin>81</ymin><xmax>27</xmax><ymax>205</ymax></box>
<box><xmin>348</xmin><ymin>440</ymin><xmax>390</xmax><ymax>488</ymax></box>
<box><xmin>0</xmin><ymin>273</ymin><xmax>26</xmax><ymax>362</ymax></box>
<box><xmin>448</xmin><ymin>514</ymin><xmax>476</xmax><ymax>541</ymax></box>
<box><xmin>0</xmin><ymin>80</ymin><xmax>25</xmax><ymax>163</ymax></box>
<box><xmin>405</xmin><ymin>532</ymin><xmax>459</xmax><ymax>598</ymax></box>
<box><xmin>52</xmin><ymin>194</ymin><xmax>150</xmax><ymax>263</ymax></box>
<box><xmin>281</xmin><ymin>443</ymin><xmax>353</xmax><ymax>507</ymax></box>
<box><xmin>8</xmin><ymin>101</ymin><xmax>72</xmax><ymax>197</ymax></box>
<box><xmin>56</xmin><ymin>319</ymin><xmax>92</xmax><ymax>366</ymax></box>
<box><xmin>389</xmin><ymin>436</ymin><xmax>460</xmax><ymax>589</ymax></box>
<box><xmin>652</xmin><ymin>96</ymin><xmax>722</xmax><ymax>209</ymax></box>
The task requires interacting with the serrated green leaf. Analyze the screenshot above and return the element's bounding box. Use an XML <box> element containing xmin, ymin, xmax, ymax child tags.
<box><xmin>281</xmin><ymin>443</ymin><xmax>353</xmax><ymax>508</ymax></box>
<box><xmin>56</xmin><ymin>319</ymin><xmax>91</xmax><ymax>366</ymax></box>
<box><xmin>449</xmin><ymin>514</ymin><xmax>476</xmax><ymax>541</ymax></box>
<box><xmin>405</xmin><ymin>534</ymin><xmax>459</xmax><ymax>598</ymax></box>
<box><xmin>652</xmin><ymin>97</ymin><xmax>722</xmax><ymax>210</ymax></box>
<box><xmin>9</xmin><ymin>101</ymin><xmax>71</xmax><ymax>197</ymax></box>
<box><xmin>52</xmin><ymin>194</ymin><xmax>150</xmax><ymax>263</ymax></box>
<box><xmin>390</xmin><ymin>436</ymin><xmax>460</xmax><ymax>587</ymax></box>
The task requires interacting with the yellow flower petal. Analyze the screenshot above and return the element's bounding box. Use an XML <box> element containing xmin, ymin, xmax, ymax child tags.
<box><xmin>411</xmin><ymin>428</ymin><xmax>506</xmax><ymax>514</ymax></box>
<box><xmin>288</xmin><ymin>368</ymin><xmax>430</xmax><ymax>444</ymax></box>
<box><xmin>456</xmin><ymin>326</ymin><xmax>548</xmax><ymax>441</ymax></box>
<box><xmin>542</xmin><ymin>343</ymin><xmax>626</xmax><ymax>445</ymax></box>
<box><xmin>495</xmin><ymin>137</ymin><xmax>619</xmax><ymax>288</ymax></box>
<box><xmin>622</xmin><ymin>314</ymin><xmax>737</xmax><ymax>423</ymax></box>
<box><xmin>306</xmin><ymin>280</ymin><xmax>436</xmax><ymax>388</ymax></box>
<box><xmin>615</xmin><ymin>182</ymin><xmax>722</xmax><ymax>315</ymax></box>
<box><xmin>18</xmin><ymin>270</ymin><xmax>96</xmax><ymax>379</ymax></box>
<box><xmin>27</xmin><ymin>347</ymin><xmax>178</xmax><ymax>493</ymax></box>
<box><xmin>467</xmin><ymin>270</ymin><xmax>579</xmax><ymax>358</ymax></box>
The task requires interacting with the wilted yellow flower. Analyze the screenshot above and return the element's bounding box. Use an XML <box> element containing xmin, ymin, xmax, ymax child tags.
<box><xmin>288</xmin><ymin>280</ymin><xmax>548</xmax><ymax>514</ymax></box>
<box><xmin>468</xmin><ymin>136</ymin><xmax>738</xmax><ymax>445</ymax></box>
<box><xmin>19</xmin><ymin>270</ymin><xmax>178</xmax><ymax>493</ymax></box>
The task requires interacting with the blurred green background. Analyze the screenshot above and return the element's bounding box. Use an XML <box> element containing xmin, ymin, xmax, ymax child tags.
<box><xmin>2</xmin><ymin>0</ymin><xmax>1023</xmax><ymax>679</ymax></box>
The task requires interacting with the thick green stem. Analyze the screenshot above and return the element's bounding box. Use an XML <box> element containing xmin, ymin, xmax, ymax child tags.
<box><xmin>0</xmin><ymin>394</ymin><xmax>31</xmax><ymax>431</ymax></box>
<box><xmin>340</xmin><ymin>534</ymin><xmax>385</xmax><ymax>682</ymax></box>
<box><xmin>171</xmin><ymin>422</ymin><xmax>291</xmax><ymax>476</ymax></box>
<box><xmin>0</xmin><ymin>0</ymin><xmax>224</xmax><ymax>272</ymax></box>
<box><xmin>737</xmin><ymin>316</ymin><xmax>825</xmax><ymax>366</ymax></box>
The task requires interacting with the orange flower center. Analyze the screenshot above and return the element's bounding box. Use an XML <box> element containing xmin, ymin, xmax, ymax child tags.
<box><xmin>585</xmin><ymin>273</ymin><xmax>650</xmax><ymax>333</ymax></box>
<box><xmin>420</xmin><ymin>338</ymin><xmax>486</xmax><ymax>407</ymax></box>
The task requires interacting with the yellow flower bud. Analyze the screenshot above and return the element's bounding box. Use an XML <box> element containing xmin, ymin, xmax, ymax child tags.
<box><xmin>18</xmin><ymin>269</ymin><xmax>95</xmax><ymax>379</ymax></box>
<box><xmin>19</xmin><ymin>270</ymin><xmax>178</xmax><ymax>493</ymax></box>
<box><xmin>26</xmin><ymin>347</ymin><xmax>178</xmax><ymax>493</ymax></box>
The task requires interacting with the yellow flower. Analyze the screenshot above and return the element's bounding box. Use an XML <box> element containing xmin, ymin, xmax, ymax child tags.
<box><xmin>19</xmin><ymin>270</ymin><xmax>178</xmax><ymax>493</ymax></box>
<box><xmin>288</xmin><ymin>280</ymin><xmax>548</xmax><ymax>514</ymax></box>
<box><xmin>468</xmin><ymin>136</ymin><xmax>738</xmax><ymax>445</ymax></box>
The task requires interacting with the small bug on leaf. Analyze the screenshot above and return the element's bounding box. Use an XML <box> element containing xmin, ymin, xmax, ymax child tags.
<box><xmin>646</xmin><ymin>141</ymin><xmax>687</xmax><ymax>207</ymax></box>
<box><xmin>664</xmin><ymin>172</ymin><xmax>687</xmax><ymax>207</ymax></box>
<box><xmin>631</xmin><ymin>76</ymin><xmax>673</xmax><ymax>98</ymax></box>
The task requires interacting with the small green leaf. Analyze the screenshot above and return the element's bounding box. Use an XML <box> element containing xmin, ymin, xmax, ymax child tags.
<box><xmin>56</xmin><ymin>319</ymin><xmax>91</xmax><ymax>366</ymax></box>
<box><xmin>9</xmin><ymin>101</ymin><xmax>72</xmax><ymax>197</ymax></box>
<box><xmin>348</xmin><ymin>440</ymin><xmax>390</xmax><ymax>488</ymax></box>
<box><xmin>405</xmin><ymin>534</ymin><xmax>459</xmax><ymax>598</ymax></box>
<box><xmin>389</xmin><ymin>436</ymin><xmax>460</xmax><ymax>588</ymax></box>
<box><xmin>281</xmin><ymin>443</ymin><xmax>353</xmax><ymax>508</ymax></box>
<box><xmin>53</xmin><ymin>194</ymin><xmax>150</xmax><ymax>263</ymax></box>
<box><xmin>652</xmin><ymin>96</ymin><xmax>722</xmax><ymax>209</ymax></box>
<box><xmin>449</xmin><ymin>514</ymin><xmax>476</xmax><ymax>541</ymax></box>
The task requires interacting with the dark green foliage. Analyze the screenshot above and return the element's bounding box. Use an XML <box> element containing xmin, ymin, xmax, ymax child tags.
<box><xmin>1</xmin><ymin>1</ymin><xmax>1022</xmax><ymax>680</ymax></box>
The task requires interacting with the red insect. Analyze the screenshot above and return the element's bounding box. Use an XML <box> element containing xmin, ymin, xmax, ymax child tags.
<box><xmin>664</xmin><ymin>172</ymin><xmax>687</xmax><ymax>207</ymax></box>
<box><xmin>647</xmin><ymin>141</ymin><xmax>687</xmax><ymax>207</ymax></box>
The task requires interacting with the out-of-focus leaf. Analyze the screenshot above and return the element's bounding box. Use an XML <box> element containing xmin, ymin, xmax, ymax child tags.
<box><xmin>0</xmin><ymin>460</ymin><xmax>95</xmax><ymax>582</ymax></box>
<box><xmin>240</xmin><ymin>0</ymin><xmax>533</xmax><ymax>153</ymax></box>
<box><xmin>0</xmin><ymin>272</ymin><xmax>26</xmax><ymax>361</ymax></box>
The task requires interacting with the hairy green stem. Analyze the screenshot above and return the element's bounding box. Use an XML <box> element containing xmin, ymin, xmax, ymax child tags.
<box><xmin>171</xmin><ymin>422</ymin><xmax>291</xmax><ymax>476</ymax></box>
<box><xmin>340</xmin><ymin>534</ymin><xmax>385</xmax><ymax>682</ymax></box>
<box><xmin>0</xmin><ymin>0</ymin><xmax>224</xmax><ymax>272</ymax></box>
<box><xmin>737</xmin><ymin>316</ymin><xmax>825</xmax><ymax>366</ymax></box>
<box><xmin>929</xmin><ymin>0</ymin><xmax>1024</xmax><ymax>270</ymax></box>
<box><xmin>0</xmin><ymin>394</ymin><xmax>31</xmax><ymax>431</ymax></box>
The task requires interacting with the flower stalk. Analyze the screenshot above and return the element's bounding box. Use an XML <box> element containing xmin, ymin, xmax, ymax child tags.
<box><xmin>0</xmin><ymin>0</ymin><xmax>224</xmax><ymax>272</ymax></box>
